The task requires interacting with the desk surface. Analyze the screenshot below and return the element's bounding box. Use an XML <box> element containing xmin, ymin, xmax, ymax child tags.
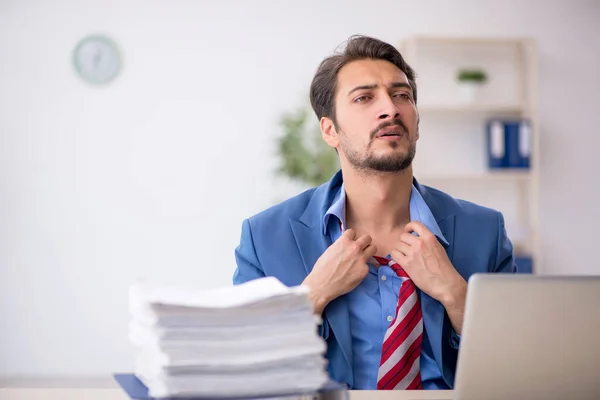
<box><xmin>0</xmin><ymin>388</ymin><xmax>453</xmax><ymax>400</ymax></box>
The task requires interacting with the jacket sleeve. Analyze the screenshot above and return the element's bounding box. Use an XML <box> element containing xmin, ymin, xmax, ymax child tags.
<box><xmin>233</xmin><ymin>219</ymin><xmax>266</xmax><ymax>285</ymax></box>
<box><xmin>493</xmin><ymin>212</ymin><xmax>518</xmax><ymax>274</ymax></box>
<box><xmin>231</xmin><ymin>218</ymin><xmax>330</xmax><ymax>340</ymax></box>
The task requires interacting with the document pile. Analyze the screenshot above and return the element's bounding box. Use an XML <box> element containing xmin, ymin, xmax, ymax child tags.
<box><xmin>128</xmin><ymin>277</ymin><xmax>330</xmax><ymax>398</ymax></box>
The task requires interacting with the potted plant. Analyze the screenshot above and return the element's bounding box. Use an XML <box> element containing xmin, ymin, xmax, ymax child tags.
<box><xmin>456</xmin><ymin>68</ymin><xmax>488</xmax><ymax>104</ymax></box>
<box><xmin>275</xmin><ymin>108</ymin><xmax>340</xmax><ymax>187</ymax></box>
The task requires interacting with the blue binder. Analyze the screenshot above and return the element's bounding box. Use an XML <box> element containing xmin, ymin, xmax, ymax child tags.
<box><xmin>486</xmin><ymin>120</ymin><xmax>507</xmax><ymax>169</ymax></box>
<box><xmin>506</xmin><ymin>120</ymin><xmax>532</xmax><ymax>169</ymax></box>
<box><xmin>113</xmin><ymin>373</ymin><xmax>348</xmax><ymax>400</ymax></box>
<box><xmin>486</xmin><ymin>119</ymin><xmax>532</xmax><ymax>170</ymax></box>
<box><xmin>515</xmin><ymin>256</ymin><xmax>533</xmax><ymax>274</ymax></box>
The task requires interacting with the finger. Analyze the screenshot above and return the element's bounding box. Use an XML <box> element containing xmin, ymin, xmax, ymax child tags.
<box><xmin>363</xmin><ymin>244</ymin><xmax>378</xmax><ymax>259</ymax></box>
<box><xmin>399</xmin><ymin>232</ymin><xmax>419</xmax><ymax>246</ymax></box>
<box><xmin>394</xmin><ymin>241</ymin><xmax>411</xmax><ymax>258</ymax></box>
<box><xmin>342</xmin><ymin>228</ymin><xmax>356</xmax><ymax>240</ymax></box>
<box><xmin>354</xmin><ymin>234</ymin><xmax>372</xmax><ymax>250</ymax></box>
<box><xmin>390</xmin><ymin>249</ymin><xmax>409</xmax><ymax>268</ymax></box>
<box><xmin>404</xmin><ymin>221</ymin><xmax>432</xmax><ymax>238</ymax></box>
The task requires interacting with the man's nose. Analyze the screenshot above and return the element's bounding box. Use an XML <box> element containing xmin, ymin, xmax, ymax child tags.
<box><xmin>377</xmin><ymin>95</ymin><xmax>400</xmax><ymax>120</ymax></box>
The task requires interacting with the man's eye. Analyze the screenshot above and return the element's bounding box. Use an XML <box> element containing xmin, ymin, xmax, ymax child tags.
<box><xmin>355</xmin><ymin>95</ymin><xmax>371</xmax><ymax>103</ymax></box>
<box><xmin>394</xmin><ymin>93</ymin><xmax>411</xmax><ymax>100</ymax></box>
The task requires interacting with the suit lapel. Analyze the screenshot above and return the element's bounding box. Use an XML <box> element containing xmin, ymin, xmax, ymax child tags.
<box><xmin>289</xmin><ymin>172</ymin><xmax>353</xmax><ymax>382</ymax></box>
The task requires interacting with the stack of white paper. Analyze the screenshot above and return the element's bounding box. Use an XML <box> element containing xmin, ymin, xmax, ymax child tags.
<box><xmin>128</xmin><ymin>277</ymin><xmax>330</xmax><ymax>398</ymax></box>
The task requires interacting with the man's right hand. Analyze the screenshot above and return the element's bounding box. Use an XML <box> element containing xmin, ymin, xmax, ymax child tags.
<box><xmin>302</xmin><ymin>229</ymin><xmax>377</xmax><ymax>315</ymax></box>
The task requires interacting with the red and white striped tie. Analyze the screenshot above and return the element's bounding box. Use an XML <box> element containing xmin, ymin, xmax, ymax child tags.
<box><xmin>373</xmin><ymin>256</ymin><xmax>423</xmax><ymax>390</ymax></box>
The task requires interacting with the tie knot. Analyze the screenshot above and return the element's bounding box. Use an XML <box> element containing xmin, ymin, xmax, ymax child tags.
<box><xmin>373</xmin><ymin>256</ymin><xmax>390</xmax><ymax>266</ymax></box>
<box><xmin>373</xmin><ymin>256</ymin><xmax>410</xmax><ymax>279</ymax></box>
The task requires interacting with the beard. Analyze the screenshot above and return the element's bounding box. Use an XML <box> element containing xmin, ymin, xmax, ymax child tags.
<box><xmin>339</xmin><ymin>118</ymin><xmax>417</xmax><ymax>173</ymax></box>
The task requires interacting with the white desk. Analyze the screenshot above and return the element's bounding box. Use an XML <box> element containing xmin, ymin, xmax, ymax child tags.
<box><xmin>351</xmin><ymin>391</ymin><xmax>452</xmax><ymax>400</ymax></box>
<box><xmin>0</xmin><ymin>388</ymin><xmax>453</xmax><ymax>400</ymax></box>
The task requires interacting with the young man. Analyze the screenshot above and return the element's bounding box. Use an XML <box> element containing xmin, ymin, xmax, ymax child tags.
<box><xmin>233</xmin><ymin>35</ymin><xmax>517</xmax><ymax>391</ymax></box>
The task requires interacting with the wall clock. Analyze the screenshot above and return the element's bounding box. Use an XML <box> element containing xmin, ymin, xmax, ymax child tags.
<box><xmin>72</xmin><ymin>34</ymin><xmax>122</xmax><ymax>85</ymax></box>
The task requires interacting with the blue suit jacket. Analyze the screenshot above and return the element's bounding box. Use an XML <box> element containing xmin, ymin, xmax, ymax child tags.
<box><xmin>233</xmin><ymin>171</ymin><xmax>517</xmax><ymax>389</ymax></box>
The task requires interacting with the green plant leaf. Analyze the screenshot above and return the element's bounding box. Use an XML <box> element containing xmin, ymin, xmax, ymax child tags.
<box><xmin>276</xmin><ymin>107</ymin><xmax>340</xmax><ymax>186</ymax></box>
<box><xmin>457</xmin><ymin>69</ymin><xmax>488</xmax><ymax>83</ymax></box>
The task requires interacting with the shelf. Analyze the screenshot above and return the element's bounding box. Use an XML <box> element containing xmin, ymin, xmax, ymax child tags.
<box><xmin>416</xmin><ymin>170</ymin><xmax>531</xmax><ymax>183</ymax></box>
<box><xmin>403</xmin><ymin>35</ymin><xmax>532</xmax><ymax>47</ymax></box>
<box><xmin>417</xmin><ymin>104</ymin><xmax>524</xmax><ymax>114</ymax></box>
<box><xmin>402</xmin><ymin>35</ymin><xmax>540</xmax><ymax>271</ymax></box>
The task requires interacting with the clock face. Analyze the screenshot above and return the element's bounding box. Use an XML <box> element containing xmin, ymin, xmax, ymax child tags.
<box><xmin>73</xmin><ymin>34</ymin><xmax>122</xmax><ymax>85</ymax></box>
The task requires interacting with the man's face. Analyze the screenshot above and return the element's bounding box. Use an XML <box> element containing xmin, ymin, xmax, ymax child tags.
<box><xmin>324</xmin><ymin>58</ymin><xmax>419</xmax><ymax>173</ymax></box>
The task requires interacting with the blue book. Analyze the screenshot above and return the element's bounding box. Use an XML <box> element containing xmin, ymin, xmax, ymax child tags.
<box><xmin>113</xmin><ymin>373</ymin><xmax>348</xmax><ymax>400</ymax></box>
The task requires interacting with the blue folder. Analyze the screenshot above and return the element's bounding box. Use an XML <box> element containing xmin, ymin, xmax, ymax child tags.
<box><xmin>486</xmin><ymin>119</ymin><xmax>507</xmax><ymax>169</ymax></box>
<box><xmin>506</xmin><ymin>120</ymin><xmax>532</xmax><ymax>169</ymax></box>
<box><xmin>486</xmin><ymin>119</ymin><xmax>532</xmax><ymax>169</ymax></box>
<box><xmin>113</xmin><ymin>373</ymin><xmax>348</xmax><ymax>400</ymax></box>
<box><xmin>515</xmin><ymin>256</ymin><xmax>533</xmax><ymax>274</ymax></box>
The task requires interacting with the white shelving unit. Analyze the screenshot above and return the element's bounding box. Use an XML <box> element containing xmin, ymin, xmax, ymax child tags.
<box><xmin>400</xmin><ymin>36</ymin><xmax>540</xmax><ymax>272</ymax></box>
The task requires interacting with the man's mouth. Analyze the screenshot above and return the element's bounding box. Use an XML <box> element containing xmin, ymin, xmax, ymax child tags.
<box><xmin>376</xmin><ymin>126</ymin><xmax>405</xmax><ymax>138</ymax></box>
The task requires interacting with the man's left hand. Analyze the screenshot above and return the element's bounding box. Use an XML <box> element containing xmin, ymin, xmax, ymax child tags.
<box><xmin>390</xmin><ymin>221</ymin><xmax>467</xmax><ymax>334</ymax></box>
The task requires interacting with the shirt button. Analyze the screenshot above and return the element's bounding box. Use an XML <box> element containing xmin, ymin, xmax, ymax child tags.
<box><xmin>381</xmin><ymin>275</ymin><xmax>387</xmax><ymax>281</ymax></box>
<box><xmin>387</xmin><ymin>315</ymin><xmax>393</xmax><ymax>322</ymax></box>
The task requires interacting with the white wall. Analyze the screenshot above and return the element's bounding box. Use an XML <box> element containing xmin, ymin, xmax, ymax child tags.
<box><xmin>1</xmin><ymin>0</ymin><xmax>599</xmax><ymax>380</ymax></box>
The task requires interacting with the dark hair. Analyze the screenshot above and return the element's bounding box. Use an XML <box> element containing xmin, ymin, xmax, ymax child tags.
<box><xmin>309</xmin><ymin>35</ymin><xmax>417</xmax><ymax>123</ymax></box>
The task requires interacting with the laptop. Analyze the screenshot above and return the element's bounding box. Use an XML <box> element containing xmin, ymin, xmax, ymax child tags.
<box><xmin>453</xmin><ymin>274</ymin><xmax>600</xmax><ymax>400</ymax></box>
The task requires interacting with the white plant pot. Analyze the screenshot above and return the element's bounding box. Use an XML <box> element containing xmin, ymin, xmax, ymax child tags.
<box><xmin>458</xmin><ymin>81</ymin><xmax>482</xmax><ymax>104</ymax></box>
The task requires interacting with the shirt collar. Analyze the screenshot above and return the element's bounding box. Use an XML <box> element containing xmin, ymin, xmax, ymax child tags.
<box><xmin>322</xmin><ymin>182</ymin><xmax>449</xmax><ymax>246</ymax></box>
<box><xmin>322</xmin><ymin>183</ymin><xmax>347</xmax><ymax>234</ymax></box>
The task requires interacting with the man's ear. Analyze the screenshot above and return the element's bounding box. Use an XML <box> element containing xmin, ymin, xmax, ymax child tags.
<box><xmin>320</xmin><ymin>117</ymin><xmax>339</xmax><ymax>149</ymax></box>
<box><xmin>415</xmin><ymin>111</ymin><xmax>420</xmax><ymax>140</ymax></box>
